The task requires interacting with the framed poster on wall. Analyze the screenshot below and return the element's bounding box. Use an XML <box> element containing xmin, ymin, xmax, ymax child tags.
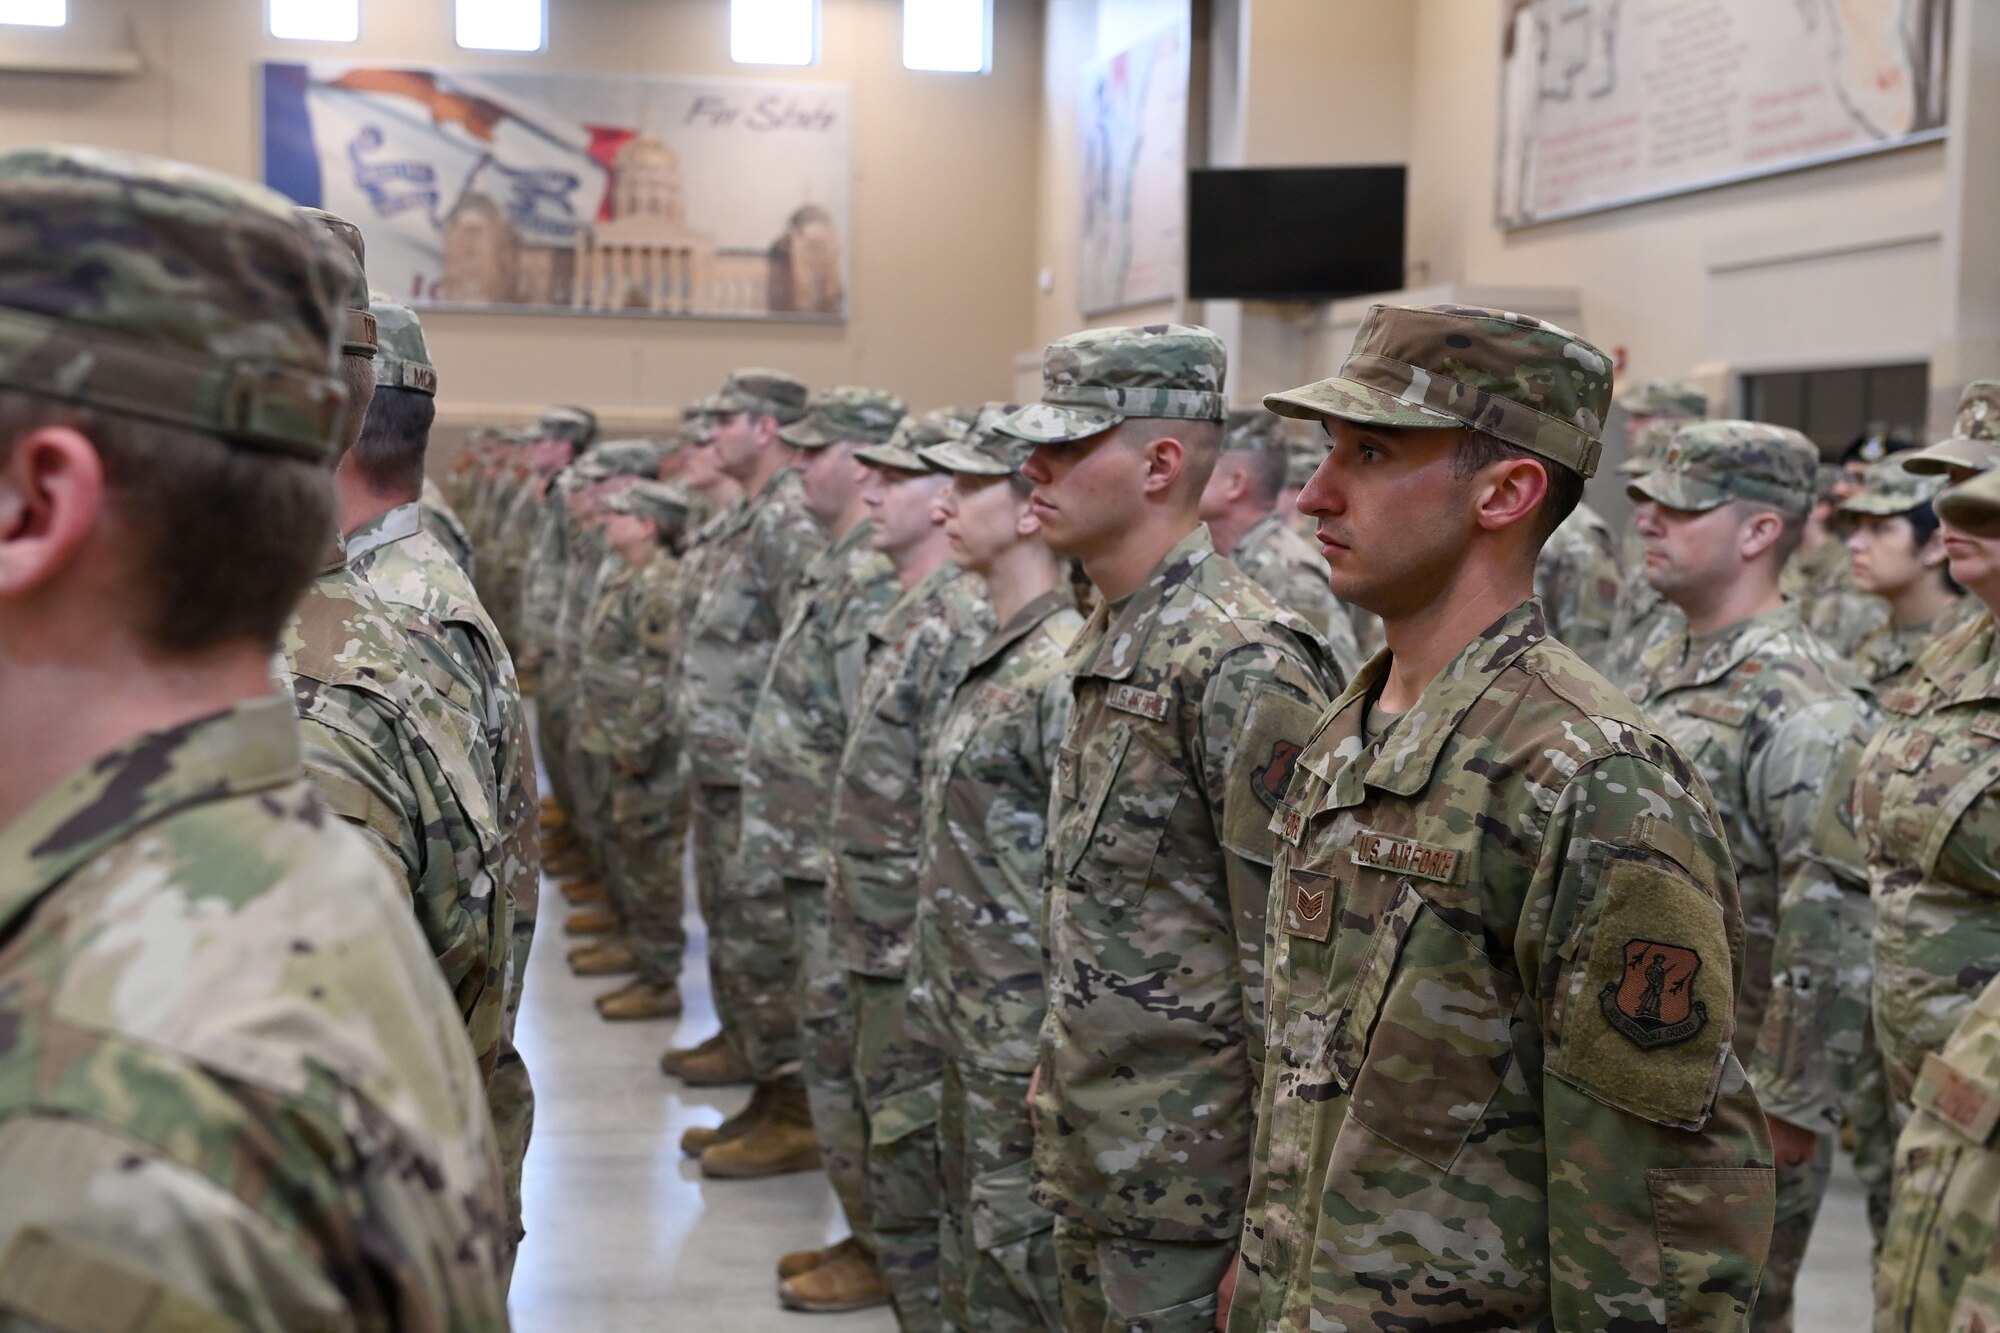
<box><xmin>1077</xmin><ymin>22</ymin><xmax>1188</xmax><ymax>316</ymax></box>
<box><xmin>1496</xmin><ymin>0</ymin><xmax>1950</xmax><ymax>228</ymax></box>
<box><xmin>263</xmin><ymin>62</ymin><xmax>852</xmax><ymax>320</ymax></box>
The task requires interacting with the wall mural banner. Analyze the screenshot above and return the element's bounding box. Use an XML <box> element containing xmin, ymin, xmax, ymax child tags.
<box><xmin>1077</xmin><ymin>23</ymin><xmax>1188</xmax><ymax>317</ymax></box>
<box><xmin>1495</xmin><ymin>0</ymin><xmax>1950</xmax><ymax>229</ymax></box>
<box><xmin>262</xmin><ymin>62</ymin><xmax>851</xmax><ymax>320</ymax></box>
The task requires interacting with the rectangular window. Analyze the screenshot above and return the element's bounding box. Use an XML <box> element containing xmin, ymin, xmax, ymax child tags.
<box><xmin>731</xmin><ymin>0</ymin><xmax>816</xmax><ymax>66</ymax></box>
<box><xmin>903</xmin><ymin>0</ymin><xmax>988</xmax><ymax>73</ymax></box>
<box><xmin>457</xmin><ymin>0</ymin><xmax>544</xmax><ymax>52</ymax></box>
<box><xmin>269</xmin><ymin>0</ymin><xmax>358</xmax><ymax>42</ymax></box>
<box><xmin>0</xmin><ymin>0</ymin><xmax>64</xmax><ymax>26</ymax></box>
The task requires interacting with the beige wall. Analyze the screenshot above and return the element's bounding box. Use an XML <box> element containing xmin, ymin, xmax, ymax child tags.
<box><xmin>0</xmin><ymin>0</ymin><xmax>1043</xmax><ymax>433</ymax></box>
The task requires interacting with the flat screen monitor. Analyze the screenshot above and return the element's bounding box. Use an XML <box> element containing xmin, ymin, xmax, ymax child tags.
<box><xmin>1187</xmin><ymin>166</ymin><xmax>1406</xmax><ymax>302</ymax></box>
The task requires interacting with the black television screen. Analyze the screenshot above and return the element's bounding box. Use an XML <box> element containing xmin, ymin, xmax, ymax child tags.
<box><xmin>1187</xmin><ymin>166</ymin><xmax>1406</xmax><ymax>302</ymax></box>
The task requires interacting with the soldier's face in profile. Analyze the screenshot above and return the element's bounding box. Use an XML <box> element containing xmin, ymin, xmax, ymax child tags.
<box><xmin>1847</xmin><ymin>513</ymin><xmax>1934</xmax><ymax>596</ymax></box>
<box><xmin>1020</xmin><ymin>427</ymin><xmax>1144</xmax><ymax>561</ymax></box>
<box><xmin>940</xmin><ymin>471</ymin><xmax>1024</xmax><ymax>574</ymax></box>
<box><xmin>1296</xmin><ymin>419</ymin><xmax>1477</xmax><ymax>620</ymax></box>
<box><xmin>1941</xmin><ymin>517</ymin><xmax>2000</xmax><ymax>604</ymax></box>
<box><xmin>799</xmin><ymin>440</ymin><xmax>867</xmax><ymax>526</ymax></box>
<box><xmin>865</xmin><ymin>467</ymin><xmax>948</xmax><ymax>564</ymax></box>
<box><xmin>709</xmin><ymin>410</ymin><xmax>762</xmax><ymax>481</ymax></box>
<box><xmin>1632</xmin><ymin>499</ymin><xmax>1745</xmax><ymax>600</ymax></box>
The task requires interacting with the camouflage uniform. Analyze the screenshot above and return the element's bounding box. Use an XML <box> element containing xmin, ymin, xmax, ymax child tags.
<box><xmin>1874</xmin><ymin>969</ymin><xmax>2000</xmax><ymax>1332</ymax></box>
<box><xmin>1595</xmin><ymin>419</ymin><xmax>1688</xmax><ymax>688</ymax></box>
<box><xmin>1535</xmin><ymin>500</ymin><xmax>1621</xmax><ymax>654</ymax></box>
<box><xmin>1235</xmin><ymin>306</ymin><xmax>1774</xmax><ymax>1332</ymax></box>
<box><xmin>1903</xmin><ymin>381</ymin><xmax>2000</xmax><ymax>480</ymax></box>
<box><xmin>1785</xmin><ymin>531</ymin><xmax>1891</xmax><ymax>657</ymax></box>
<box><xmin>0</xmin><ymin>145</ymin><xmax>509</xmax><ymax>1330</ymax></box>
<box><xmin>826</xmin><ymin>421</ymin><xmax>996</xmax><ymax>1329</ymax></box>
<box><xmin>995</xmin><ymin>326</ymin><xmax>1341</xmax><ymax>1331</ymax></box>
<box><xmin>678</xmin><ymin>371</ymin><xmax>823</xmax><ymax>1067</ymax></box>
<box><xmin>285</xmin><ymin>209</ymin><xmax>512</xmax><ymax>1105</ymax></box>
<box><xmin>422</xmin><ymin>473</ymin><xmax>478</xmax><ymax>578</ymax></box>
<box><xmin>346</xmin><ymin>296</ymin><xmax>541</xmax><ymax>1226</ymax></box>
<box><xmin>1625</xmin><ymin>423</ymin><xmax>1878</xmax><ymax>1333</ymax></box>
<box><xmin>902</xmin><ymin>413</ymin><xmax>1081</xmax><ymax>1329</ymax></box>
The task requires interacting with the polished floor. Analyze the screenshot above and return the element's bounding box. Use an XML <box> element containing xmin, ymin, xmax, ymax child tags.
<box><xmin>506</xmin><ymin>877</ymin><xmax>1877</xmax><ymax>1331</ymax></box>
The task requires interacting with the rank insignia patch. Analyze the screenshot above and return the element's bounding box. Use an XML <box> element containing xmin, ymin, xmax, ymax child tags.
<box><xmin>1601</xmin><ymin>938</ymin><xmax>1708</xmax><ymax>1049</ymax></box>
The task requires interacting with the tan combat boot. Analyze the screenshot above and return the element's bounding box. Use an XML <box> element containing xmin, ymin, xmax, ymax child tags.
<box><xmin>701</xmin><ymin>1080</ymin><xmax>820</xmax><ymax>1178</ymax></box>
<box><xmin>559</xmin><ymin>878</ymin><xmax>609</xmax><ymax>907</ymax></box>
<box><xmin>681</xmin><ymin>1081</ymin><xmax>769</xmax><ymax>1157</ymax></box>
<box><xmin>778</xmin><ymin>1242</ymin><xmax>890</xmax><ymax>1313</ymax></box>
<box><xmin>565</xmin><ymin>907</ymin><xmax>621</xmax><ymax>936</ymax></box>
<box><xmin>538</xmin><ymin>796</ymin><xmax>567</xmax><ymax>830</ymax></box>
<box><xmin>567</xmin><ymin>939</ymin><xmax>637</xmax><ymax>976</ymax></box>
<box><xmin>777</xmin><ymin>1235</ymin><xmax>865</xmax><ymax>1282</ymax></box>
<box><xmin>659</xmin><ymin>1031</ymin><xmax>751</xmax><ymax>1085</ymax></box>
<box><xmin>544</xmin><ymin>843</ymin><xmax>593</xmax><ymax>879</ymax></box>
<box><xmin>596</xmin><ymin>979</ymin><xmax>682</xmax><ymax>1020</ymax></box>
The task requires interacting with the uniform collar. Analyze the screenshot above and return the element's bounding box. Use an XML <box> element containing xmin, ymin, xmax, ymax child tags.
<box><xmin>1314</xmin><ymin>598</ymin><xmax>1549</xmax><ymax>807</ymax></box>
<box><xmin>970</xmin><ymin>587</ymin><xmax>1074</xmax><ymax>671</ymax></box>
<box><xmin>0</xmin><ymin>694</ymin><xmax>303</xmax><ymax>931</ymax></box>
<box><xmin>874</xmin><ymin>560</ymin><xmax>968</xmax><ymax>643</ymax></box>
<box><xmin>317</xmin><ymin>525</ymin><xmax>351</xmax><ymax>576</ymax></box>
<box><xmin>1078</xmin><ymin>525</ymin><xmax>1217</xmax><ymax>682</ymax></box>
<box><xmin>1645</xmin><ymin>602</ymin><xmax>1800</xmax><ymax>694</ymax></box>
<box><xmin>344</xmin><ymin>502</ymin><xmax>423</xmax><ymax>566</ymax></box>
<box><xmin>1235</xmin><ymin>510</ymin><xmax>1284</xmax><ymax>552</ymax></box>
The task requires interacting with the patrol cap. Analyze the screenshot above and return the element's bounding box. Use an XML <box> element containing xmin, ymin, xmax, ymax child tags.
<box><xmin>1617</xmin><ymin>417</ymin><xmax>1680</xmax><ymax>478</ymax></box>
<box><xmin>779</xmin><ymin>386</ymin><xmax>907</xmax><ymax>449</ymax></box>
<box><xmin>1839</xmin><ymin>458</ymin><xmax>1946</xmax><ymax>517</ymax></box>
<box><xmin>1903</xmin><ymin>381</ymin><xmax>2000</xmax><ymax>476</ymax></box>
<box><xmin>857</xmin><ymin>408</ymin><xmax>969</xmax><ymax>472</ymax></box>
<box><xmin>996</xmin><ymin>324</ymin><xmax>1227</xmax><ymax>446</ymax></box>
<box><xmin>0</xmin><ymin>144</ymin><xmax>351</xmax><ymax>462</ymax></box>
<box><xmin>920</xmin><ymin>401</ymin><xmax>1027</xmax><ymax>477</ymax></box>
<box><xmin>1221</xmin><ymin>406</ymin><xmax>1288</xmax><ymax>453</ymax></box>
<box><xmin>368</xmin><ymin>293</ymin><xmax>436</xmax><ymax>395</ymax></box>
<box><xmin>1625</xmin><ymin>420</ymin><xmax>1818</xmax><ymax>517</ymax></box>
<box><xmin>577</xmin><ymin>437</ymin><xmax>667</xmax><ymax>479</ymax></box>
<box><xmin>1267</xmin><ymin>303</ymin><xmax>1612</xmax><ymax>478</ymax></box>
<box><xmin>297</xmin><ymin>207</ymin><xmax>378</xmax><ymax>360</ymax></box>
<box><xmin>711</xmin><ymin>367</ymin><xmax>809</xmax><ymax>424</ymax></box>
<box><xmin>604</xmin><ymin>478</ymin><xmax>691</xmax><ymax>533</ymax></box>
<box><xmin>537</xmin><ymin>405</ymin><xmax>598</xmax><ymax>447</ymax></box>
<box><xmin>1614</xmin><ymin>379</ymin><xmax>1707</xmax><ymax>419</ymax></box>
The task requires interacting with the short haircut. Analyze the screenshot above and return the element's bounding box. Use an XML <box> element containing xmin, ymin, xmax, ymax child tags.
<box><xmin>1118</xmin><ymin>416</ymin><xmax>1223</xmax><ymax>493</ymax></box>
<box><xmin>1450</xmin><ymin>429</ymin><xmax>1584</xmax><ymax>544</ymax></box>
<box><xmin>353</xmin><ymin>386</ymin><xmax>435</xmax><ymax>498</ymax></box>
<box><xmin>0</xmin><ymin>390</ymin><xmax>333</xmax><ymax>653</ymax></box>
<box><xmin>1725</xmin><ymin>500</ymin><xmax>1807</xmax><ymax>565</ymax></box>
<box><xmin>1224</xmin><ymin>446</ymin><xmax>1287</xmax><ymax>509</ymax></box>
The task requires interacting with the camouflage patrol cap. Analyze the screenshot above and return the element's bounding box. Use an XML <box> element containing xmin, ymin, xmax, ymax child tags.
<box><xmin>920</xmin><ymin>401</ymin><xmax>1027</xmax><ymax>477</ymax></box>
<box><xmin>1617</xmin><ymin>417</ymin><xmax>1680</xmax><ymax>477</ymax></box>
<box><xmin>577</xmin><ymin>437</ymin><xmax>667</xmax><ymax>479</ymax></box>
<box><xmin>1221</xmin><ymin>406</ymin><xmax>1287</xmax><ymax>453</ymax></box>
<box><xmin>1625</xmin><ymin>420</ymin><xmax>1818</xmax><ymax>517</ymax></box>
<box><xmin>1613</xmin><ymin>379</ymin><xmax>1707</xmax><ymax>419</ymax></box>
<box><xmin>1839</xmin><ymin>458</ymin><xmax>1946</xmax><ymax>517</ymax></box>
<box><xmin>1902</xmin><ymin>380</ymin><xmax>2000</xmax><ymax>476</ymax></box>
<box><xmin>0</xmin><ymin>144</ymin><xmax>352</xmax><ymax>462</ymax></box>
<box><xmin>857</xmin><ymin>407</ymin><xmax>969</xmax><ymax>472</ymax></box>
<box><xmin>779</xmin><ymin>386</ymin><xmax>908</xmax><ymax>449</ymax></box>
<box><xmin>537</xmin><ymin>405</ymin><xmax>598</xmax><ymax>447</ymax></box>
<box><xmin>996</xmin><ymin>324</ymin><xmax>1227</xmax><ymax>446</ymax></box>
<box><xmin>1936</xmin><ymin>465</ymin><xmax>2000</xmax><ymax>536</ymax></box>
<box><xmin>604</xmin><ymin>478</ymin><xmax>691</xmax><ymax>534</ymax></box>
<box><xmin>712</xmin><ymin>367</ymin><xmax>809</xmax><ymax>424</ymax></box>
<box><xmin>1266</xmin><ymin>304</ymin><xmax>1613</xmax><ymax>478</ymax></box>
<box><xmin>297</xmin><ymin>207</ymin><xmax>378</xmax><ymax>359</ymax></box>
<box><xmin>368</xmin><ymin>294</ymin><xmax>436</xmax><ymax>395</ymax></box>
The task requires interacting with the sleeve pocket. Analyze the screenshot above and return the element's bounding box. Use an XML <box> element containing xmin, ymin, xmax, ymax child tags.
<box><xmin>1648</xmin><ymin>1166</ymin><xmax>1776</xmax><ymax>1333</ymax></box>
<box><xmin>1066</xmin><ymin>730</ymin><xmax>1183</xmax><ymax>905</ymax></box>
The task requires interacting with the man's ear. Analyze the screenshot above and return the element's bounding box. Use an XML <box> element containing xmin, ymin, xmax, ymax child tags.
<box><xmin>0</xmin><ymin>424</ymin><xmax>104</xmax><ymax>601</ymax></box>
<box><xmin>1141</xmin><ymin>433</ymin><xmax>1187</xmax><ymax>496</ymax></box>
<box><xmin>1740</xmin><ymin>508</ymin><xmax>1785</xmax><ymax>561</ymax></box>
<box><xmin>1470</xmin><ymin>455</ymin><xmax>1550</xmax><ymax>533</ymax></box>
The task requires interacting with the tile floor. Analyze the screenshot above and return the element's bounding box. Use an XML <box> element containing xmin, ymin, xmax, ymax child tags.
<box><xmin>506</xmin><ymin>877</ymin><xmax>1877</xmax><ymax>1331</ymax></box>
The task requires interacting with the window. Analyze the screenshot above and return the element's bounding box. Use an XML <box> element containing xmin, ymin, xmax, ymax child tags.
<box><xmin>731</xmin><ymin>0</ymin><xmax>816</xmax><ymax>66</ymax></box>
<box><xmin>458</xmin><ymin>0</ymin><xmax>544</xmax><ymax>52</ymax></box>
<box><xmin>903</xmin><ymin>0</ymin><xmax>988</xmax><ymax>73</ymax></box>
<box><xmin>269</xmin><ymin>0</ymin><xmax>358</xmax><ymax>42</ymax></box>
<box><xmin>1741</xmin><ymin>363</ymin><xmax>1929</xmax><ymax>459</ymax></box>
<box><xmin>0</xmin><ymin>0</ymin><xmax>65</xmax><ymax>26</ymax></box>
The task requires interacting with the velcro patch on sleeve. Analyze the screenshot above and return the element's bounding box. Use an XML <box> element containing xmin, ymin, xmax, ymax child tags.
<box><xmin>1222</xmin><ymin>687</ymin><xmax>1324</xmax><ymax>864</ymax></box>
<box><xmin>1914</xmin><ymin>1051</ymin><xmax>2000</xmax><ymax>1146</ymax></box>
<box><xmin>1551</xmin><ymin>857</ymin><xmax>1734</xmax><ymax>1129</ymax></box>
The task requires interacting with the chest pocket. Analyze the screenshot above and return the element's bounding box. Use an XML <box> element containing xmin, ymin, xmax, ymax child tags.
<box><xmin>1064</xmin><ymin>725</ymin><xmax>1185</xmax><ymax>905</ymax></box>
<box><xmin>1283</xmin><ymin>853</ymin><xmax>1517</xmax><ymax>1172</ymax></box>
<box><xmin>1865</xmin><ymin>703</ymin><xmax>2000</xmax><ymax>895</ymax></box>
